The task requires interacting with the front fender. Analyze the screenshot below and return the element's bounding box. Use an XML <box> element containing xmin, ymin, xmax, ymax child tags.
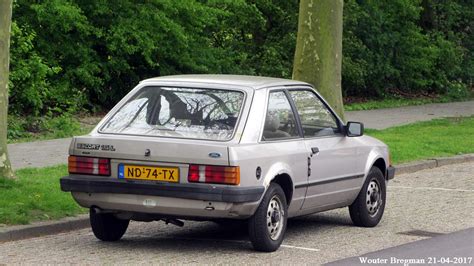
<box><xmin>362</xmin><ymin>146</ymin><xmax>388</xmax><ymax>183</ymax></box>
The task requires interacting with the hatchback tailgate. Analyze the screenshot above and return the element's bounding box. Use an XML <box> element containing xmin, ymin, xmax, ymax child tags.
<box><xmin>71</xmin><ymin>135</ymin><xmax>229</xmax><ymax>166</ymax></box>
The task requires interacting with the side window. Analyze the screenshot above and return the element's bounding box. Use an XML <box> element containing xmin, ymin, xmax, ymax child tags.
<box><xmin>289</xmin><ymin>90</ymin><xmax>339</xmax><ymax>137</ymax></box>
<box><xmin>262</xmin><ymin>91</ymin><xmax>299</xmax><ymax>140</ymax></box>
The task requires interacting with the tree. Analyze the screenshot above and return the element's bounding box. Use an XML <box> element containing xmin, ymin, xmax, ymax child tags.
<box><xmin>0</xmin><ymin>0</ymin><xmax>15</xmax><ymax>179</ymax></box>
<box><xmin>292</xmin><ymin>0</ymin><xmax>345</xmax><ymax>120</ymax></box>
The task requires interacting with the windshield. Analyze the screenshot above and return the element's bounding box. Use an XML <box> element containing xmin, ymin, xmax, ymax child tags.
<box><xmin>100</xmin><ymin>86</ymin><xmax>245</xmax><ymax>141</ymax></box>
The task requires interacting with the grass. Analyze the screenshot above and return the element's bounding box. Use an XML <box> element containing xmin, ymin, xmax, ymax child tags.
<box><xmin>8</xmin><ymin>125</ymin><xmax>92</xmax><ymax>144</ymax></box>
<box><xmin>366</xmin><ymin>116</ymin><xmax>474</xmax><ymax>164</ymax></box>
<box><xmin>0</xmin><ymin>116</ymin><xmax>473</xmax><ymax>226</ymax></box>
<box><xmin>7</xmin><ymin>114</ymin><xmax>101</xmax><ymax>144</ymax></box>
<box><xmin>0</xmin><ymin>165</ymin><xmax>86</xmax><ymax>226</ymax></box>
<box><xmin>345</xmin><ymin>95</ymin><xmax>473</xmax><ymax>111</ymax></box>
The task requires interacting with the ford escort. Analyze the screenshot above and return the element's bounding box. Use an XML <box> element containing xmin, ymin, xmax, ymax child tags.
<box><xmin>60</xmin><ymin>75</ymin><xmax>395</xmax><ymax>252</ymax></box>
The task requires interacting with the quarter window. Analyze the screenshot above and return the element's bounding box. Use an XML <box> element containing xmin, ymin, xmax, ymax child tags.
<box><xmin>262</xmin><ymin>91</ymin><xmax>299</xmax><ymax>140</ymax></box>
<box><xmin>289</xmin><ymin>90</ymin><xmax>339</xmax><ymax>137</ymax></box>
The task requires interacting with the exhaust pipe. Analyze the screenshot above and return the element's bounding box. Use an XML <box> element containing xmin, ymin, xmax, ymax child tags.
<box><xmin>92</xmin><ymin>206</ymin><xmax>102</xmax><ymax>214</ymax></box>
<box><xmin>163</xmin><ymin>218</ymin><xmax>184</xmax><ymax>227</ymax></box>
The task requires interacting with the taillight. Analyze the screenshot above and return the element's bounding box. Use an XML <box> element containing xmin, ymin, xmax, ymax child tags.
<box><xmin>188</xmin><ymin>165</ymin><xmax>200</xmax><ymax>182</ymax></box>
<box><xmin>188</xmin><ymin>164</ymin><xmax>240</xmax><ymax>185</ymax></box>
<box><xmin>68</xmin><ymin>156</ymin><xmax>110</xmax><ymax>176</ymax></box>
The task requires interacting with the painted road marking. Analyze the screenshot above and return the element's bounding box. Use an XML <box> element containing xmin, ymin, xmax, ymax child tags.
<box><xmin>156</xmin><ymin>237</ymin><xmax>320</xmax><ymax>252</ymax></box>
<box><xmin>280</xmin><ymin>244</ymin><xmax>320</xmax><ymax>252</ymax></box>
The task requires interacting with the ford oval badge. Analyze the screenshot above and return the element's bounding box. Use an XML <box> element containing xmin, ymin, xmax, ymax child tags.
<box><xmin>208</xmin><ymin>152</ymin><xmax>221</xmax><ymax>158</ymax></box>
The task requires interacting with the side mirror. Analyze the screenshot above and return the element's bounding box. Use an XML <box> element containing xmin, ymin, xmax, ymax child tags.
<box><xmin>346</xmin><ymin>121</ymin><xmax>364</xmax><ymax>137</ymax></box>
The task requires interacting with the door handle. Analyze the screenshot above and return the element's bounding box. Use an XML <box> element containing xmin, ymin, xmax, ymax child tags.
<box><xmin>311</xmin><ymin>147</ymin><xmax>320</xmax><ymax>155</ymax></box>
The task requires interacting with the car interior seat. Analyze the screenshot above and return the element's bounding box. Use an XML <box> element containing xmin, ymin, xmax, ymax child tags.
<box><xmin>263</xmin><ymin>112</ymin><xmax>291</xmax><ymax>140</ymax></box>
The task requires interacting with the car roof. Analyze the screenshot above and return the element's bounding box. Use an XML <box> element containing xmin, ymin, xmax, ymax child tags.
<box><xmin>141</xmin><ymin>74</ymin><xmax>311</xmax><ymax>90</ymax></box>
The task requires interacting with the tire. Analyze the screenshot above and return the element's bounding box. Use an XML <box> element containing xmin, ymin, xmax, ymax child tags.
<box><xmin>349</xmin><ymin>166</ymin><xmax>386</xmax><ymax>227</ymax></box>
<box><xmin>248</xmin><ymin>183</ymin><xmax>288</xmax><ymax>252</ymax></box>
<box><xmin>90</xmin><ymin>208</ymin><xmax>130</xmax><ymax>241</ymax></box>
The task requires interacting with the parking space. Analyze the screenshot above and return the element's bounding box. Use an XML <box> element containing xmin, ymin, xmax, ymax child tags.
<box><xmin>0</xmin><ymin>162</ymin><xmax>472</xmax><ymax>264</ymax></box>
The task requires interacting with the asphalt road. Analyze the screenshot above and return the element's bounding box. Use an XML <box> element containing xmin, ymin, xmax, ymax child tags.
<box><xmin>7</xmin><ymin>138</ymin><xmax>72</xmax><ymax>170</ymax></box>
<box><xmin>7</xmin><ymin>100</ymin><xmax>474</xmax><ymax>169</ymax></box>
<box><xmin>0</xmin><ymin>162</ymin><xmax>472</xmax><ymax>264</ymax></box>
<box><xmin>345</xmin><ymin>100</ymin><xmax>474</xmax><ymax>130</ymax></box>
<box><xmin>328</xmin><ymin>228</ymin><xmax>474</xmax><ymax>265</ymax></box>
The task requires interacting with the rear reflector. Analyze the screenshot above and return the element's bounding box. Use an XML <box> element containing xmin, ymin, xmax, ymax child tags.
<box><xmin>68</xmin><ymin>156</ymin><xmax>110</xmax><ymax>176</ymax></box>
<box><xmin>188</xmin><ymin>164</ymin><xmax>240</xmax><ymax>185</ymax></box>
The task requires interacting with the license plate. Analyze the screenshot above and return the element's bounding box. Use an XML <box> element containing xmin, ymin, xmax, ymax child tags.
<box><xmin>118</xmin><ymin>164</ymin><xmax>179</xmax><ymax>182</ymax></box>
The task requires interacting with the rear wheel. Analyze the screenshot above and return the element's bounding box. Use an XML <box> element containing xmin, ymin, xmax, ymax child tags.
<box><xmin>349</xmin><ymin>167</ymin><xmax>386</xmax><ymax>227</ymax></box>
<box><xmin>248</xmin><ymin>183</ymin><xmax>288</xmax><ymax>252</ymax></box>
<box><xmin>90</xmin><ymin>208</ymin><xmax>129</xmax><ymax>241</ymax></box>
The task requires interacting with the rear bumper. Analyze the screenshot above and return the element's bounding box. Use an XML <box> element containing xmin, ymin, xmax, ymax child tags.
<box><xmin>387</xmin><ymin>166</ymin><xmax>395</xmax><ymax>180</ymax></box>
<box><xmin>60</xmin><ymin>175</ymin><xmax>264</xmax><ymax>203</ymax></box>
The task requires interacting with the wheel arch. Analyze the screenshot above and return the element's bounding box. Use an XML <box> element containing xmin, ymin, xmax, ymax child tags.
<box><xmin>372</xmin><ymin>157</ymin><xmax>387</xmax><ymax>177</ymax></box>
<box><xmin>363</xmin><ymin>147</ymin><xmax>389</xmax><ymax>183</ymax></box>
<box><xmin>262</xmin><ymin>162</ymin><xmax>295</xmax><ymax>205</ymax></box>
<box><xmin>271</xmin><ymin>173</ymin><xmax>293</xmax><ymax>205</ymax></box>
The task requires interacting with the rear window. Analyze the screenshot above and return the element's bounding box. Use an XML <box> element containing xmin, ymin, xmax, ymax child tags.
<box><xmin>100</xmin><ymin>86</ymin><xmax>245</xmax><ymax>141</ymax></box>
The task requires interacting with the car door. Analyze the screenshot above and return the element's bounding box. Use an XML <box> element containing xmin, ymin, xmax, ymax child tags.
<box><xmin>259</xmin><ymin>89</ymin><xmax>308</xmax><ymax>214</ymax></box>
<box><xmin>288</xmin><ymin>89</ymin><xmax>364</xmax><ymax>212</ymax></box>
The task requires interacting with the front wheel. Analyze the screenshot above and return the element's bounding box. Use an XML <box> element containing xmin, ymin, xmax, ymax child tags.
<box><xmin>90</xmin><ymin>208</ymin><xmax>130</xmax><ymax>241</ymax></box>
<box><xmin>349</xmin><ymin>167</ymin><xmax>386</xmax><ymax>227</ymax></box>
<box><xmin>248</xmin><ymin>183</ymin><xmax>288</xmax><ymax>252</ymax></box>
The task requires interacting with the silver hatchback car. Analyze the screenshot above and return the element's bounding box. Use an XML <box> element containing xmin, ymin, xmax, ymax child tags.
<box><xmin>61</xmin><ymin>75</ymin><xmax>395</xmax><ymax>252</ymax></box>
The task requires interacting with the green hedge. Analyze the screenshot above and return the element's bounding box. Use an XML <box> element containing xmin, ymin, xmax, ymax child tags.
<box><xmin>9</xmin><ymin>0</ymin><xmax>473</xmax><ymax>116</ymax></box>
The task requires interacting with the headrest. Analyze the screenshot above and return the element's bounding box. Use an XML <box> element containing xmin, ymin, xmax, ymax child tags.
<box><xmin>264</xmin><ymin>112</ymin><xmax>280</xmax><ymax>132</ymax></box>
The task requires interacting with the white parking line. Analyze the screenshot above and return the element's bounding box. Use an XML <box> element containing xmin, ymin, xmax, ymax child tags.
<box><xmin>389</xmin><ymin>185</ymin><xmax>474</xmax><ymax>192</ymax></box>
<box><xmin>280</xmin><ymin>244</ymin><xmax>320</xmax><ymax>252</ymax></box>
<box><xmin>159</xmin><ymin>237</ymin><xmax>320</xmax><ymax>252</ymax></box>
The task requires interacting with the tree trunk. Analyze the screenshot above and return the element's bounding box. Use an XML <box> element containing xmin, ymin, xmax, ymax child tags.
<box><xmin>0</xmin><ymin>0</ymin><xmax>14</xmax><ymax>179</ymax></box>
<box><xmin>292</xmin><ymin>0</ymin><xmax>345</xmax><ymax>120</ymax></box>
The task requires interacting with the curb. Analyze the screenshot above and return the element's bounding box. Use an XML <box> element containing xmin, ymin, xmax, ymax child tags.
<box><xmin>0</xmin><ymin>215</ymin><xmax>89</xmax><ymax>243</ymax></box>
<box><xmin>395</xmin><ymin>154</ymin><xmax>474</xmax><ymax>175</ymax></box>
<box><xmin>0</xmin><ymin>154</ymin><xmax>473</xmax><ymax>243</ymax></box>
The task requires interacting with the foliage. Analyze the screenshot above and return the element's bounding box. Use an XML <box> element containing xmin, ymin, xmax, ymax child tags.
<box><xmin>206</xmin><ymin>0</ymin><xmax>298</xmax><ymax>78</ymax></box>
<box><xmin>10</xmin><ymin>2</ymin><xmax>85</xmax><ymax>116</ymax></box>
<box><xmin>9</xmin><ymin>23</ymin><xmax>48</xmax><ymax>115</ymax></box>
<box><xmin>0</xmin><ymin>165</ymin><xmax>85</xmax><ymax>225</ymax></box>
<box><xmin>366</xmin><ymin>116</ymin><xmax>474</xmax><ymax>163</ymax></box>
<box><xmin>7</xmin><ymin>0</ymin><xmax>473</xmax><ymax>117</ymax></box>
<box><xmin>7</xmin><ymin>114</ymin><xmax>92</xmax><ymax>143</ymax></box>
<box><xmin>342</xmin><ymin>0</ymin><xmax>471</xmax><ymax>98</ymax></box>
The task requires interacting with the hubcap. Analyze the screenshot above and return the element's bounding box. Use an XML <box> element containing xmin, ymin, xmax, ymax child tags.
<box><xmin>366</xmin><ymin>179</ymin><xmax>382</xmax><ymax>216</ymax></box>
<box><xmin>267</xmin><ymin>196</ymin><xmax>284</xmax><ymax>240</ymax></box>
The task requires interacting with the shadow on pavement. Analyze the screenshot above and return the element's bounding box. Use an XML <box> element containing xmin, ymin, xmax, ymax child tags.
<box><xmin>91</xmin><ymin>212</ymin><xmax>353</xmax><ymax>252</ymax></box>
